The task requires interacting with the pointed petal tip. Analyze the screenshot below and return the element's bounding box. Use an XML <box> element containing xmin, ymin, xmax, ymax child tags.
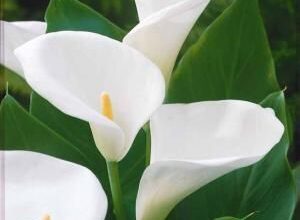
<box><xmin>124</xmin><ymin>0</ymin><xmax>211</xmax><ymax>83</ymax></box>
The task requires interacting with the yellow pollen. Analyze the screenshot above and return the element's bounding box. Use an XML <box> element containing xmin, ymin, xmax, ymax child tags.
<box><xmin>101</xmin><ymin>91</ymin><xmax>113</xmax><ymax>120</ymax></box>
<box><xmin>42</xmin><ymin>214</ymin><xmax>51</xmax><ymax>220</ymax></box>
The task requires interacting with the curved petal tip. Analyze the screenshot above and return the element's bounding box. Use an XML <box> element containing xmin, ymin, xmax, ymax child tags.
<box><xmin>136</xmin><ymin>100</ymin><xmax>284</xmax><ymax>220</ymax></box>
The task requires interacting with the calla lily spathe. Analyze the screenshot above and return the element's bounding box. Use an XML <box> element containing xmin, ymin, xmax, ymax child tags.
<box><xmin>1</xmin><ymin>150</ymin><xmax>107</xmax><ymax>220</ymax></box>
<box><xmin>14</xmin><ymin>31</ymin><xmax>165</xmax><ymax>162</ymax></box>
<box><xmin>0</xmin><ymin>21</ymin><xmax>46</xmax><ymax>77</ymax></box>
<box><xmin>124</xmin><ymin>0</ymin><xmax>211</xmax><ymax>83</ymax></box>
<box><xmin>136</xmin><ymin>100</ymin><xmax>284</xmax><ymax>220</ymax></box>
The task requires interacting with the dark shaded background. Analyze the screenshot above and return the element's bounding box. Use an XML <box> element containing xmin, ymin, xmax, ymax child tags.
<box><xmin>0</xmin><ymin>0</ymin><xmax>299</xmax><ymax>164</ymax></box>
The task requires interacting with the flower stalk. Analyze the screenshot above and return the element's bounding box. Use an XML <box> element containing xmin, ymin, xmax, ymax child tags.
<box><xmin>106</xmin><ymin>161</ymin><xmax>126</xmax><ymax>220</ymax></box>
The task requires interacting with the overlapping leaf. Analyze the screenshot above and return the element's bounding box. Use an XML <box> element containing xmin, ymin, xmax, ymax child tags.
<box><xmin>167</xmin><ymin>0</ymin><xmax>279</xmax><ymax>103</ymax></box>
<box><xmin>45</xmin><ymin>0</ymin><xmax>125</xmax><ymax>39</ymax></box>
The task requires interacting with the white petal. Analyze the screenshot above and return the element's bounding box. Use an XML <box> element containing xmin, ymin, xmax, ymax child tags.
<box><xmin>15</xmin><ymin>31</ymin><xmax>165</xmax><ymax>161</ymax></box>
<box><xmin>11</xmin><ymin>21</ymin><xmax>46</xmax><ymax>35</ymax></box>
<box><xmin>134</xmin><ymin>0</ymin><xmax>195</xmax><ymax>21</ymax></box>
<box><xmin>0</xmin><ymin>21</ymin><xmax>46</xmax><ymax>77</ymax></box>
<box><xmin>2</xmin><ymin>151</ymin><xmax>107</xmax><ymax>220</ymax></box>
<box><xmin>151</xmin><ymin>100</ymin><xmax>283</xmax><ymax>162</ymax></box>
<box><xmin>124</xmin><ymin>0</ymin><xmax>210</xmax><ymax>83</ymax></box>
<box><xmin>136</xmin><ymin>100</ymin><xmax>284</xmax><ymax>220</ymax></box>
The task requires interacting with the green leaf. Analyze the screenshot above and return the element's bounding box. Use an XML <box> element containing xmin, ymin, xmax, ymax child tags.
<box><xmin>0</xmin><ymin>95</ymin><xmax>91</xmax><ymax>167</ymax></box>
<box><xmin>167</xmin><ymin>0</ymin><xmax>279</xmax><ymax>103</ymax></box>
<box><xmin>215</xmin><ymin>218</ymin><xmax>241</xmax><ymax>220</ymax></box>
<box><xmin>1</xmin><ymin>66</ymin><xmax>31</xmax><ymax>95</ymax></box>
<box><xmin>294</xmin><ymin>165</ymin><xmax>300</xmax><ymax>200</ymax></box>
<box><xmin>214</xmin><ymin>212</ymin><xmax>257</xmax><ymax>220</ymax></box>
<box><xmin>293</xmin><ymin>165</ymin><xmax>300</xmax><ymax>220</ymax></box>
<box><xmin>45</xmin><ymin>0</ymin><xmax>125</xmax><ymax>40</ymax></box>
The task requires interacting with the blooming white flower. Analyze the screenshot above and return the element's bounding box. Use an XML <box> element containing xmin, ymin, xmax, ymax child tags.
<box><xmin>1</xmin><ymin>150</ymin><xmax>107</xmax><ymax>220</ymax></box>
<box><xmin>0</xmin><ymin>21</ymin><xmax>46</xmax><ymax>77</ymax></box>
<box><xmin>14</xmin><ymin>31</ymin><xmax>165</xmax><ymax>162</ymax></box>
<box><xmin>124</xmin><ymin>0</ymin><xmax>211</xmax><ymax>83</ymax></box>
<box><xmin>136</xmin><ymin>100</ymin><xmax>284</xmax><ymax>220</ymax></box>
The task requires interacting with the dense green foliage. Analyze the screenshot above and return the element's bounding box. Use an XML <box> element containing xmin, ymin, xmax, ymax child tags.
<box><xmin>0</xmin><ymin>0</ymin><xmax>299</xmax><ymax>219</ymax></box>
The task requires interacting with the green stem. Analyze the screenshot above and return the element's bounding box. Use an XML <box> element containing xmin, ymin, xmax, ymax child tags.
<box><xmin>106</xmin><ymin>161</ymin><xmax>126</xmax><ymax>220</ymax></box>
<box><xmin>144</xmin><ymin>124</ymin><xmax>151</xmax><ymax>166</ymax></box>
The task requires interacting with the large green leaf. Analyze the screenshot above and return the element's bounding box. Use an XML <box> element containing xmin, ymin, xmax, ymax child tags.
<box><xmin>45</xmin><ymin>0</ymin><xmax>125</xmax><ymax>40</ymax></box>
<box><xmin>167</xmin><ymin>0</ymin><xmax>279</xmax><ymax>103</ymax></box>
<box><xmin>168</xmin><ymin>92</ymin><xmax>296</xmax><ymax>220</ymax></box>
<box><xmin>0</xmin><ymin>95</ymin><xmax>90</xmax><ymax>166</ymax></box>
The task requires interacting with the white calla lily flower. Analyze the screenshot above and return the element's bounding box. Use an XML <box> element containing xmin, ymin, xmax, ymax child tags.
<box><xmin>1</xmin><ymin>150</ymin><xmax>107</xmax><ymax>220</ymax></box>
<box><xmin>123</xmin><ymin>0</ymin><xmax>210</xmax><ymax>83</ymax></box>
<box><xmin>14</xmin><ymin>31</ymin><xmax>165</xmax><ymax>162</ymax></box>
<box><xmin>0</xmin><ymin>21</ymin><xmax>46</xmax><ymax>77</ymax></box>
<box><xmin>136</xmin><ymin>100</ymin><xmax>284</xmax><ymax>220</ymax></box>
